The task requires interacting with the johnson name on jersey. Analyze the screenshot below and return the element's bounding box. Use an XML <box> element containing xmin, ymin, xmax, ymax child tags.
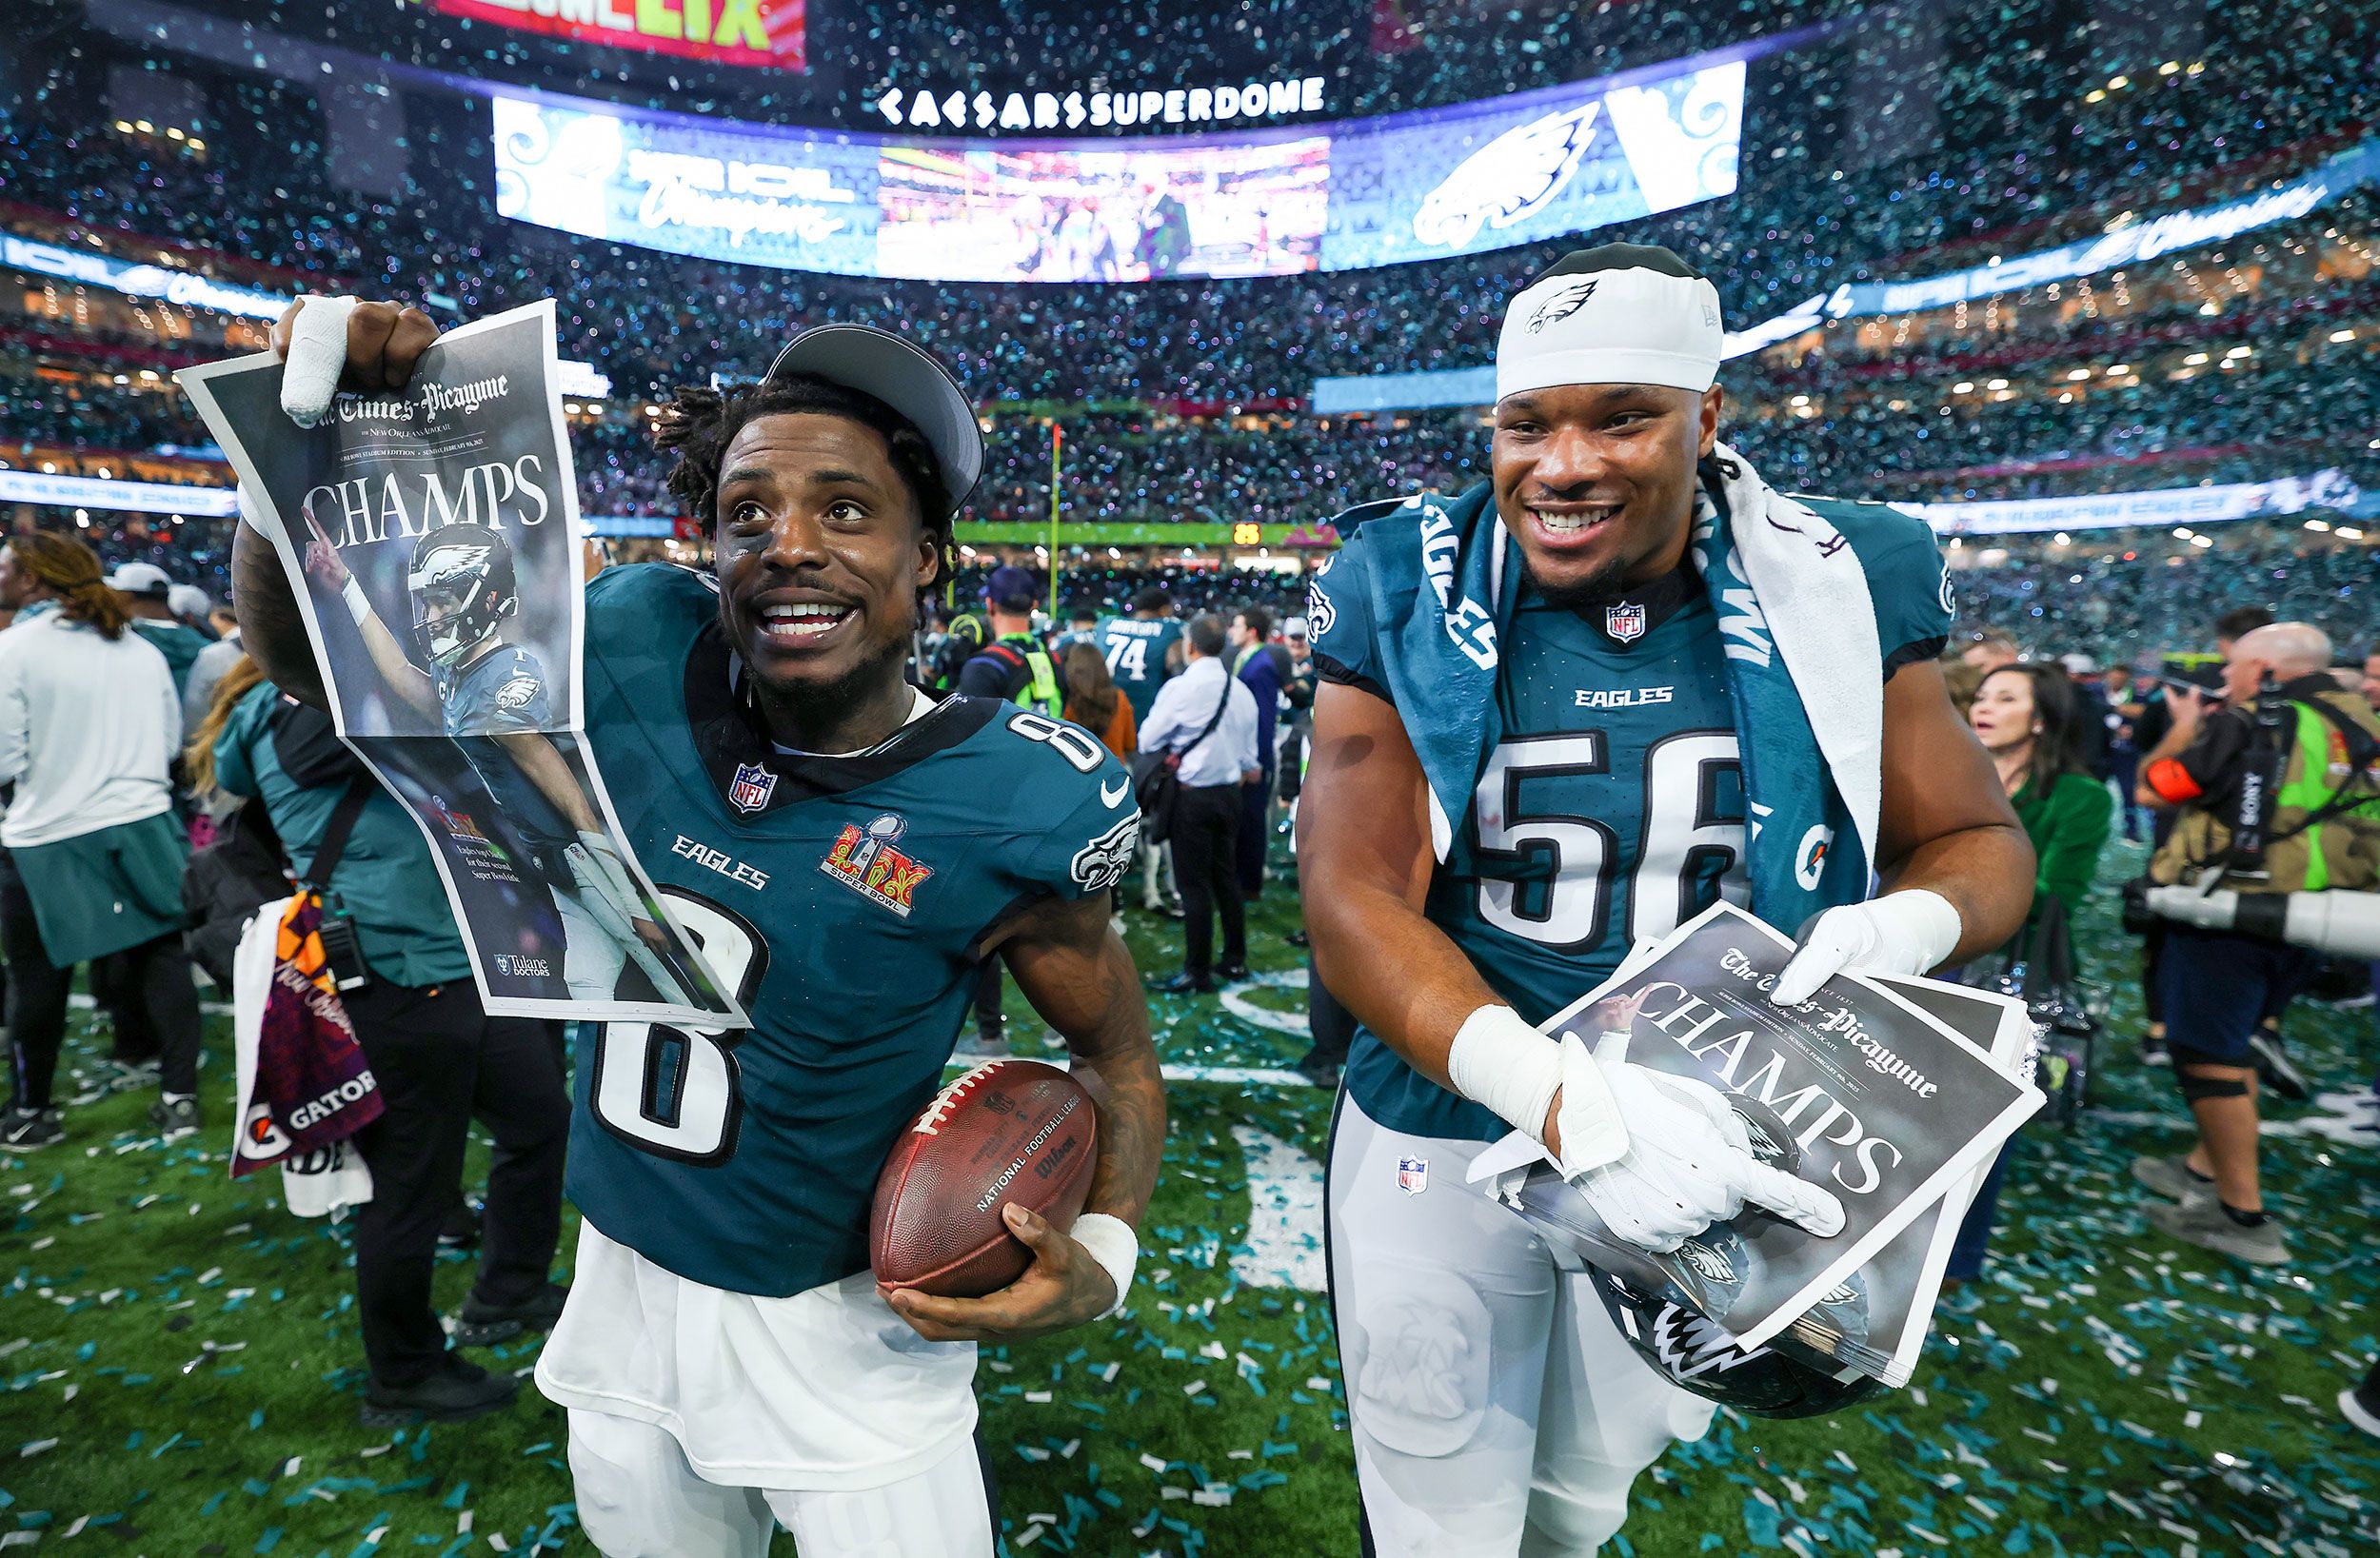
<box><xmin>565</xmin><ymin>563</ymin><xmax>1140</xmax><ymax>1299</ymax></box>
<box><xmin>1094</xmin><ymin>615</ymin><xmax>1183</xmax><ymax>720</ymax></box>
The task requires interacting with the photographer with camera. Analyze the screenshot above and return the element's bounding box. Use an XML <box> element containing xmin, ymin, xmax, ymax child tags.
<box><xmin>2129</xmin><ymin>622</ymin><xmax>2380</xmax><ymax>1265</ymax></box>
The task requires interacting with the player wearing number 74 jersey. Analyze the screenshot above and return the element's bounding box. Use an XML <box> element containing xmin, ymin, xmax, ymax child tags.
<box><xmin>1298</xmin><ymin>245</ymin><xmax>2033</xmax><ymax>1556</ymax></box>
<box><xmin>235</xmin><ymin>302</ymin><xmax>1166</xmax><ymax>1558</ymax></box>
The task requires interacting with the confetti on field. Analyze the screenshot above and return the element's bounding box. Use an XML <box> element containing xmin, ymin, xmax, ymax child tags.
<box><xmin>3</xmin><ymin>858</ymin><xmax>2378</xmax><ymax>1554</ymax></box>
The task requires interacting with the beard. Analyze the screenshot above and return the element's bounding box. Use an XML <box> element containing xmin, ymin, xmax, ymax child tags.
<box><xmin>723</xmin><ymin>599</ymin><xmax>913</xmax><ymax>752</ymax></box>
<box><xmin>1520</xmin><ymin>551</ymin><xmax>1636</xmax><ymax>612</ymax></box>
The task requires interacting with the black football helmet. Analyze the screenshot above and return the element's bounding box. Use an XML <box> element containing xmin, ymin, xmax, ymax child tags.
<box><xmin>1592</xmin><ymin>1246</ymin><xmax>1884</xmax><ymax>1421</ymax></box>
<box><xmin>407</xmin><ymin>525</ymin><xmax>518</xmax><ymax>669</ymax></box>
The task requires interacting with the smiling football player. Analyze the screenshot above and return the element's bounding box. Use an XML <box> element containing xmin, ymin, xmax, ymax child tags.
<box><xmin>236</xmin><ymin>300</ymin><xmax>1167</xmax><ymax>1558</ymax></box>
<box><xmin>1298</xmin><ymin>244</ymin><xmax>2033</xmax><ymax>1554</ymax></box>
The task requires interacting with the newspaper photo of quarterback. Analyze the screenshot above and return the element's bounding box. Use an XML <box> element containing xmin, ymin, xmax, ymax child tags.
<box><xmin>230</xmin><ymin>296</ymin><xmax>1166</xmax><ymax>1558</ymax></box>
<box><xmin>177</xmin><ymin>300</ymin><xmax>737</xmax><ymax>1028</ymax></box>
<box><xmin>1298</xmin><ymin>243</ymin><xmax>2036</xmax><ymax>1557</ymax></box>
<box><xmin>299</xmin><ymin>517</ymin><xmax>706</xmax><ymax>1013</ymax></box>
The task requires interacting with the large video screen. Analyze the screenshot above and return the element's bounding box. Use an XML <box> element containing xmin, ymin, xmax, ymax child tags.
<box><xmin>489</xmin><ymin>47</ymin><xmax>1747</xmax><ymax>282</ymax></box>
<box><xmin>1325</xmin><ymin>60</ymin><xmax>1743</xmax><ymax>269</ymax></box>
<box><xmin>877</xmin><ymin>140</ymin><xmax>1329</xmax><ymax>282</ymax></box>
<box><xmin>433</xmin><ymin>0</ymin><xmax>805</xmax><ymax>70</ymax></box>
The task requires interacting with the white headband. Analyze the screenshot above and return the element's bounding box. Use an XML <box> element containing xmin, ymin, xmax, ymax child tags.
<box><xmin>1496</xmin><ymin>265</ymin><xmax>1725</xmax><ymax>401</ymax></box>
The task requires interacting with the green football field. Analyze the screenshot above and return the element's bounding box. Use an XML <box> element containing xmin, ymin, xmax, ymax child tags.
<box><xmin>6</xmin><ymin>837</ymin><xmax>2378</xmax><ymax>1556</ymax></box>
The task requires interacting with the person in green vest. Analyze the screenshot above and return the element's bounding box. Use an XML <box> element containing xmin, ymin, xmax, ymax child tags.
<box><xmin>956</xmin><ymin>564</ymin><xmax>1061</xmax><ymax>717</ymax></box>
<box><xmin>1946</xmin><ymin>661</ymin><xmax>2113</xmax><ymax>1282</ymax></box>
<box><xmin>2133</xmin><ymin>621</ymin><xmax>2380</xmax><ymax>1266</ymax></box>
<box><xmin>108</xmin><ymin>562</ymin><xmax>211</xmax><ymax>700</ymax></box>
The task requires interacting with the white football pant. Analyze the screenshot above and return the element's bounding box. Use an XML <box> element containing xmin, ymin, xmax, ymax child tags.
<box><xmin>567</xmin><ymin>1410</ymin><xmax>995</xmax><ymax>1558</ymax></box>
<box><xmin>1329</xmin><ymin>1092</ymin><xmax>1716</xmax><ymax>1556</ymax></box>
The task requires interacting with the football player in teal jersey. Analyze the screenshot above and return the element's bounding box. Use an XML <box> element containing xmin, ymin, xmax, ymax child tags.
<box><xmin>1096</xmin><ymin>584</ymin><xmax>1183</xmax><ymax>723</ymax></box>
<box><xmin>1098</xmin><ymin>586</ymin><xmax>1185</xmax><ymax>910</ymax></box>
<box><xmin>1299</xmin><ymin>247</ymin><xmax>2034</xmax><ymax>1555</ymax></box>
<box><xmin>237</xmin><ymin>300</ymin><xmax>1166</xmax><ymax>1558</ymax></box>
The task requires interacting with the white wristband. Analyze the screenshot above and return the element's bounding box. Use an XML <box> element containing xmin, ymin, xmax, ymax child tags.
<box><xmin>1068</xmin><ymin>1212</ymin><xmax>1139</xmax><ymax>1318</ymax></box>
<box><xmin>1445</xmin><ymin>1005</ymin><xmax>1565</xmax><ymax>1141</ymax></box>
<box><xmin>1883</xmin><ymin>887</ymin><xmax>1965</xmax><ymax>971</ymax></box>
<box><xmin>341</xmin><ymin>577</ymin><xmax>371</xmax><ymax>624</ymax></box>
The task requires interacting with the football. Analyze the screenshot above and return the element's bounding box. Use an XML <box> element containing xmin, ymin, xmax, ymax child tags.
<box><xmin>870</xmin><ymin>1059</ymin><xmax>1101</xmax><ymax>1298</ymax></box>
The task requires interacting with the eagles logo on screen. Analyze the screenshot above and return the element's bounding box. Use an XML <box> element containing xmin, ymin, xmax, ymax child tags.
<box><xmin>1069</xmin><ymin>814</ymin><xmax>1140</xmax><ymax>894</ymax></box>
<box><xmin>408</xmin><ymin>524</ymin><xmax>520</xmax><ymax>669</ymax></box>
<box><xmin>1412</xmin><ymin>101</ymin><xmax>1601</xmax><ymax>251</ymax></box>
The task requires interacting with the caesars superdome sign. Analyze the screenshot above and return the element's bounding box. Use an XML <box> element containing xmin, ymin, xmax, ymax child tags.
<box><xmin>877</xmin><ymin>76</ymin><xmax>1329</xmax><ymax>132</ymax></box>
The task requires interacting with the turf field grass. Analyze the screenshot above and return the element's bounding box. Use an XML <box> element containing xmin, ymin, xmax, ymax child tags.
<box><xmin>5</xmin><ymin>836</ymin><xmax>2378</xmax><ymax>1555</ymax></box>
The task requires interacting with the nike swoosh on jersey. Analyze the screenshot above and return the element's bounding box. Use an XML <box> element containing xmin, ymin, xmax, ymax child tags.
<box><xmin>1101</xmin><ymin>775</ymin><xmax>1130</xmax><ymax>807</ymax></box>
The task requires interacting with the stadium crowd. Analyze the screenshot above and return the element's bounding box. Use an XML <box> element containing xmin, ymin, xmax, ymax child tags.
<box><xmin>1</xmin><ymin>3</ymin><xmax>2379</xmax><ymax>1549</ymax></box>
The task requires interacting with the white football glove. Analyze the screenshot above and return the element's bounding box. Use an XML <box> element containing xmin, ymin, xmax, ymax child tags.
<box><xmin>1555</xmin><ymin>1033</ymin><xmax>1845</xmax><ymax>1253</ymax></box>
<box><xmin>1771</xmin><ymin>888</ymin><xmax>1962</xmax><ymax>1008</ymax></box>
<box><xmin>280</xmin><ymin>295</ymin><xmax>359</xmax><ymax>429</ymax></box>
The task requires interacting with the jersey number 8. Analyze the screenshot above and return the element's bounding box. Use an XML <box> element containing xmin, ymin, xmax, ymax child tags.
<box><xmin>588</xmin><ymin>890</ymin><xmax>767</xmax><ymax>1165</ymax></box>
<box><xmin>1007</xmin><ymin>710</ymin><xmax>1107</xmax><ymax>773</ymax></box>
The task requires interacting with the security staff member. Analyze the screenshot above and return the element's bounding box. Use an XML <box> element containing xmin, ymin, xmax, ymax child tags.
<box><xmin>204</xmin><ymin>670</ymin><xmax>572</xmax><ymax>1424</ymax></box>
<box><xmin>957</xmin><ymin>565</ymin><xmax>1061</xmax><ymax>716</ymax></box>
<box><xmin>2132</xmin><ymin>621</ymin><xmax>2380</xmax><ymax>1266</ymax></box>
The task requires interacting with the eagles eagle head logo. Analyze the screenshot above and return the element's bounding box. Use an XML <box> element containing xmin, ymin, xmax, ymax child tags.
<box><xmin>1413</xmin><ymin>102</ymin><xmax>1602</xmax><ymax>251</ymax></box>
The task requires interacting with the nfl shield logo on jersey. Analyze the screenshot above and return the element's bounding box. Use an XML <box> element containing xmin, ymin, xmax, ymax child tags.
<box><xmin>1604</xmin><ymin>602</ymin><xmax>1647</xmax><ymax>643</ymax></box>
<box><xmin>728</xmin><ymin>762</ymin><xmax>778</xmax><ymax>814</ymax></box>
<box><xmin>1397</xmin><ymin>1156</ymin><xmax>1429</xmax><ymax>1195</ymax></box>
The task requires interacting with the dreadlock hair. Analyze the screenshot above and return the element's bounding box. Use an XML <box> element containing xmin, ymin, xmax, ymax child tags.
<box><xmin>9</xmin><ymin>532</ymin><xmax>130</xmax><ymax>638</ymax></box>
<box><xmin>652</xmin><ymin>373</ymin><xmax>957</xmax><ymax>584</ymax></box>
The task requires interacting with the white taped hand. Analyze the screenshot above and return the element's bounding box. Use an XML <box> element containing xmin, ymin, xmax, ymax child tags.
<box><xmin>1556</xmin><ymin>1033</ymin><xmax>1845</xmax><ymax>1252</ymax></box>
<box><xmin>280</xmin><ymin>295</ymin><xmax>360</xmax><ymax>428</ymax></box>
<box><xmin>1770</xmin><ymin>888</ymin><xmax>1963</xmax><ymax>1008</ymax></box>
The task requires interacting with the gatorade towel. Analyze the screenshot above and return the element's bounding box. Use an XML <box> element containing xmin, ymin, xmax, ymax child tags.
<box><xmin>228</xmin><ymin>893</ymin><xmax>384</xmax><ymax>1182</ymax></box>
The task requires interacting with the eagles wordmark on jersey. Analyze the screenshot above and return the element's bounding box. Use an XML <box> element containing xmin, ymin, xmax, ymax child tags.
<box><xmin>565</xmin><ymin>563</ymin><xmax>1140</xmax><ymax>1298</ymax></box>
<box><xmin>1309</xmin><ymin>488</ymin><xmax>1953</xmax><ymax>1143</ymax></box>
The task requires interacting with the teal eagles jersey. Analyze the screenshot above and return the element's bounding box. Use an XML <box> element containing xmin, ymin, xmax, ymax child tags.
<box><xmin>435</xmin><ymin>643</ymin><xmax>576</xmax><ymax>859</ymax></box>
<box><xmin>569</xmin><ymin>564</ymin><xmax>1142</xmax><ymax>1298</ymax></box>
<box><xmin>1308</xmin><ymin>490</ymin><xmax>1953</xmax><ymax>1142</ymax></box>
<box><xmin>1096</xmin><ymin>616</ymin><xmax>1182</xmax><ymax>720</ymax></box>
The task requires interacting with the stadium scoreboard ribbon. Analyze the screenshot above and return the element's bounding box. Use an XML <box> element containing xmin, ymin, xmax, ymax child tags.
<box><xmin>487</xmin><ymin>41</ymin><xmax>1756</xmax><ymax>283</ymax></box>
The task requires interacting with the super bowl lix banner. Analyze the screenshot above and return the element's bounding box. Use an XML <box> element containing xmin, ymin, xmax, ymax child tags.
<box><xmin>178</xmin><ymin>302</ymin><xmax>744</xmax><ymax>1029</ymax></box>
